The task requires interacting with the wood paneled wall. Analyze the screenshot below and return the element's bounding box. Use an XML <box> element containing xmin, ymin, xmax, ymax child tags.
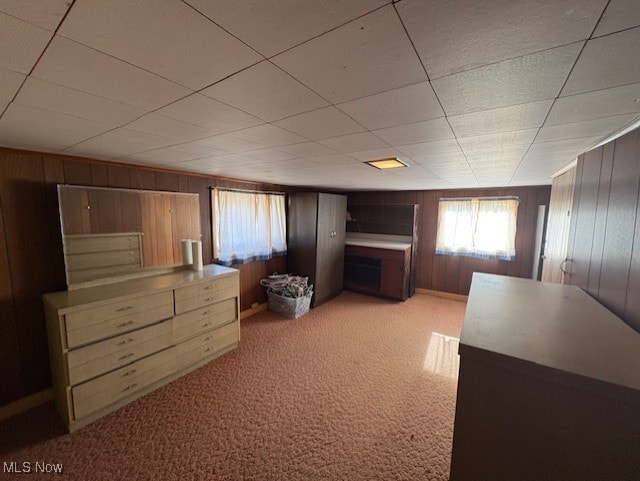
<box><xmin>566</xmin><ymin>128</ymin><xmax>640</xmax><ymax>333</ymax></box>
<box><xmin>541</xmin><ymin>167</ymin><xmax>576</xmax><ymax>284</ymax></box>
<box><xmin>0</xmin><ymin>147</ymin><xmax>289</xmax><ymax>406</ymax></box>
<box><xmin>348</xmin><ymin>186</ymin><xmax>551</xmax><ymax>296</ymax></box>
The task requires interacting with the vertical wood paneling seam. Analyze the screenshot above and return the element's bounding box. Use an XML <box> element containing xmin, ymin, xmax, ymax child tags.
<box><xmin>566</xmin><ymin>162</ymin><xmax>582</xmax><ymax>283</ymax></box>
<box><xmin>586</xmin><ymin>148</ymin><xmax>604</xmax><ymax>295</ymax></box>
<box><xmin>0</xmin><ymin>186</ymin><xmax>23</xmax><ymax>386</ymax></box>
<box><xmin>622</xmin><ymin>160</ymin><xmax>640</xmax><ymax>316</ymax></box>
<box><xmin>594</xmin><ymin>142</ymin><xmax>615</xmax><ymax>297</ymax></box>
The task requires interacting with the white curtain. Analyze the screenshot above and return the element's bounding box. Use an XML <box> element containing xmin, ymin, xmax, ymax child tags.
<box><xmin>436</xmin><ymin>197</ymin><xmax>519</xmax><ymax>260</ymax></box>
<box><xmin>212</xmin><ymin>189</ymin><xmax>287</xmax><ymax>266</ymax></box>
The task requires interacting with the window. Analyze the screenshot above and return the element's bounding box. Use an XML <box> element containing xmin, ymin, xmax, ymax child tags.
<box><xmin>211</xmin><ymin>188</ymin><xmax>287</xmax><ymax>266</ymax></box>
<box><xmin>435</xmin><ymin>197</ymin><xmax>519</xmax><ymax>261</ymax></box>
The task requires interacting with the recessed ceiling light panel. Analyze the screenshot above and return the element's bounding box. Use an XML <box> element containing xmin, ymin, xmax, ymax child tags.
<box><xmin>365</xmin><ymin>157</ymin><xmax>408</xmax><ymax>170</ymax></box>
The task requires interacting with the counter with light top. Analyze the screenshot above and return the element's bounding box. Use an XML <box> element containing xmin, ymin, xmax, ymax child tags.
<box><xmin>450</xmin><ymin>273</ymin><xmax>640</xmax><ymax>481</ymax></box>
<box><xmin>344</xmin><ymin>233</ymin><xmax>413</xmax><ymax>300</ymax></box>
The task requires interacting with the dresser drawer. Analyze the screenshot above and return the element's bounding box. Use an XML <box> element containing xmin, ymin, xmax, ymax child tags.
<box><xmin>68</xmin><ymin>319</ymin><xmax>174</xmax><ymax>385</ymax></box>
<box><xmin>175</xmin><ymin>321</ymin><xmax>239</xmax><ymax>369</ymax></box>
<box><xmin>173</xmin><ymin>298</ymin><xmax>237</xmax><ymax>344</ymax></box>
<box><xmin>174</xmin><ymin>274</ymin><xmax>238</xmax><ymax>314</ymax></box>
<box><xmin>72</xmin><ymin>346</ymin><xmax>176</xmax><ymax>420</ymax></box>
<box><xmin>65</xmin><ymin>292</ymin><xmax>173</xmax><ymax>348</ymax></box>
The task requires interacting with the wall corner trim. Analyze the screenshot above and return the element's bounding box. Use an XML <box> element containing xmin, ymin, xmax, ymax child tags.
<box><xmin>0</xmin><ymin>388</ymin><xmax>54</xmax><ymax>423</ymax></box>
<box><xmin>415</xmin><ymin>288</ymin><xmax>469</xmax><ymax>302</ymax></box>
<box><xmin>240</xmin><ymin>302</ymin><xmax>269</xmax><ymax>320</ymax></box>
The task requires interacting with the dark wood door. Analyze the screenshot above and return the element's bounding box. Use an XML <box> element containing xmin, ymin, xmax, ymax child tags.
<box><xmin>315</xmin><ymin>194</ymin><xmax>333</xmax><ymax>304</ymax></box>
<box><xmin>330</xmin><ymin>194</ymin><xmax>347</xmax><ymax>295</ymax></box>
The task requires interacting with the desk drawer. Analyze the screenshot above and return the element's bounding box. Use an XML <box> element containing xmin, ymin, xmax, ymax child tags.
<box><xmin>68</xmin><ymin>319</ymin><xmax>174</xmax><ymax>385</ymax></box>
<box><xmin>173</xmin><ymin>298</ymin><xmax>237</xmax><ymax>343</ymax></box>
<box><xmin>174</xmin><ymin>274</ymin><xmax>238</xmax><ymax>314</ymax></box>
<box><xmin>72</xmin><ymin>347</ymin><xmax>175</xmax><ymax>420</ymax></box>
<box><xmin>65</xmin><ymin>292</ymin><xmax>173</xmax><ymax>348</ymax></box>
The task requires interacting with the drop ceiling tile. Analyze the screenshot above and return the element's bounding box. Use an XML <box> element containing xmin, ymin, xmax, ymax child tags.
<box><xmin>57</xmin><ymin>0</ymin><xmax>262</xmax><ymax>90</ymax></box>
<box><xmin>457</xmin><ymin>129</ymin><xmax>538</xmax><ymax>151</ymax></box>
<box><xmin>14</xmin><ymin>76</ymin><xmax>145</xmax><ymax>126</ymax></box>
<box><xmin>0</xmin><ymin>103</ymin><xmax>111</xmax><ymax>151</ymax></box>
<box><xmin>272</xmin><ymin>5</ymin><xmax>427</xmax><ymax>103</ymax></box>
<box><xmin>126</xmin><ymin>113</ymin><xmax>214</xmax><ymax>142</ymax></box>
<box><xmin>397</xmin><ymin>0</ymin><xmax>605</xmax><ymax>79</ymax></box>
<box><xmin>32</xmin><ymin>36</ymin><xmax>191</xmax><ymax>110</ymax></box>
<box><xmin>242</xmin><ymin>148</ymin><xmax>297</xmax><ymax>162</ymax></box>
<box><xmin>273</xmin><ymin>106</ymin><xmax>365</xmax><ymax>141</ymax></box>
<box><xmin>121</xmin><ymin>147</ymin><xmax>214</xmax><ymax>165</ymax></box>
<box><xmin>336</xmin><ymin>81</ymin><xmax>444</xmax><ymax>130</ymax></box>
<box><xmin>349</xmin><ymin>147</ymin><xmax>408</xmax><ymax>162</ymax></box>
<box><xmin>196</xmin><ymin>132</ymin><xmax>266</xmax><ymax>153</ymax></box>
<box><xmin>593</xmin><ymin>0</ymin><xmax>640</xmax><ymax>37</ymax></box>
<box><xmin>432</xmin><ymin>42</ymin><xmax>583</xmax><ymax>116</ymax></box>
<box><xmin>464</xmin><ymin>145</ymin><xmax>529</xmax><ymax>163</ymax></box>
<box><xmin>188</xmin><ymin>153</ymin><xmax>267</xmax><ymax>168</ymax></box>
<box><xmin>0</xmin><ymin>66</ymin><xmax>24</xmax><ymax>113</ymax></box>
<box><xmin>259</xmin><ymin>158</ymin><xmax>319</xmax><ymax>171</ymax></box>
<box><xmin>157</xmin><ymin>94</ymin><xmax>264</xmax><ymax>134</ymax></box>
<box><xmin>562</xmin><ymin>27</ymin><xmax>640</xmax><ymax>96</ymax></box>
<box><xmin>66</xmin><ymin>128</ymin><xmax>177</xmax><ymax>159</ymax></box>
<box><xmin>527</xmin><ymin>136</ymin><xmax>604</xmax><ymax>156</ymax></box>
<box><xmin>201</xmin><ymin>61</ymin><xmax>328</xmax><ymax>121</ymax></box>
<box><xmin>274</xmin><ymin>142</ymin><xmax>338</xmax><ymax>157</ymax></box>
<box><xmin>0</xmin><ymin>0</ymin><xmax>71</xmax><ymax>30</ymax></box>
<box><xmin>537</xmin><ymin>114</ymin><xmax>637</xmax><ymax>142</ymax></box>
<box><xmin>373</xmin><ymin>118</ymin><xmax>454</xmax><ymax>146</ymax></box>
<box><xmin>185</xmin><ymin>0</ymin><xmax>386</xmax><ymax>57</ymax></box>
<box><xmin>318</xmin><ymin>132</ymin><xmax>388</xmax><ymax>153</ymax></box>
<box><xmin>0</xmin><ymin>12</ymin><xmax>52</xmax><ymax>74</ymax></box>
<box><xmin>231</xmin><ymin>124</ymin><xmax>307</xmax><ymax>147</ymax></box>
<box><xmin>397</xmin><ymin>139</ymin><xmax>464</xmax><ymax>159</ymax></box>
<box><xmin>546</xmin><ymin>83</ymin><xmax>640</xmax><ymax>125</ymax></box>
<box><xmin>310</xmin><ymin>154</ymin><xmax>358</xmax><ymax>166</ymax></box>
<box><xmin>447</xmin><ymin>100</ymin><xmax>554</xmax><ymax>137</ymax></box>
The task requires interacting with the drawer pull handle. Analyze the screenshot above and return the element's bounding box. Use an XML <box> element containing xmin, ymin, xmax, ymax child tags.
<box><xmin>122</xmin><ymin>369</ymin><xmax>137</xmax><ymax>377</ymax></box>
<box><xmin>204</xmin><ymin>285</ymin><xmax>211</xmax><ymax>290</ymax></box>
<box><xmin>204</xmin><ymin>297</ymin><xmax>212</xmax><ymax>302</ymax></box>
<box><xmin>122</xmin><ymin>383</ymin><xmax>138</xmax><ymax>392</ymax></box>
<box><xmin>116</xmin><ymin>306</ymin><xmax>134</xmax><ymax>312</ymax></box>
<box><xmin>117</xmin><ymin>320</ymin><xmax>134</xmax><ymax>328</ymax></box>
<box><xmin>204</xmin><ymin>336</ymin><xmax>212</xmax><ymax>342</ymax></box>
<box><xmin>203</xmin><ymin>322</ymin><xmax>211</xmax><ymax>328</ymax></box>
<box><xmin>202</xmin><ymin>311</ymin><xmax>210</xmax><ymax>316</ymax></box>
<box><xmin>118</xmin><ymin>353</ymin><xmax>135</xmax><ymax>361</ymax></box>
<box><xmin>117</xmin><ymin>338</ymin><xmax>134</xmax><ymax>346</ymax></box>
<box><xmin>205</xmin><ymin>347</ymin><xmax>212</xmax><ymax>353</ymax></box>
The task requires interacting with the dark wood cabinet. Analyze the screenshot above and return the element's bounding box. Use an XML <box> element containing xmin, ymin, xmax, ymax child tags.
<box><xmin>288</xmin><ymin>192</ymin><xmax>347</xmax><ymax>307</ymax></box>
<box><xmin>344</xmin><ymin>244</ymin><xmax>411</xmax><ymax>300</ymax></box>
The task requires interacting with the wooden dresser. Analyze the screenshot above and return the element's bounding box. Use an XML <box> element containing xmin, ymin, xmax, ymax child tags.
<box><xmin>43</xmin><ymin>264</ymin><xmax>239</xmax><ymax>432</ymax></box>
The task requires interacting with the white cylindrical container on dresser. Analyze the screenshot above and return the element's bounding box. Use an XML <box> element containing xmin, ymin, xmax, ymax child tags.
<box><xmin>191</xmin><ymin>240</ymin><xmax>203</xmax><ymax>271</ymax></box>
<box><xmin>181</xmin><ymin>239</ymin><xmax>193</xmax><ymax>265</ymax></box>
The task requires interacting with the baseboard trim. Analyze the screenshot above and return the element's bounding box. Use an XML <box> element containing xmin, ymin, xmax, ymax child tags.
<box><xmin>240</xmin><ymin>302</ymin><xmax>268</xmax><ymax>320</ymax></box>
<box><xmin>0</xmin><ymin>388</ymin><xmax>53</xmax><ymax>422</ymax></box>
<box><xmin>416</xmin><ymin>288</ymin><xmax>469</xmax><ymax>302</ymax></box>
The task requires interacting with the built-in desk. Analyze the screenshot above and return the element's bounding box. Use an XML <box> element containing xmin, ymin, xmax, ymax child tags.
<box><xmin>344</xmin><ymin>233</ymin><xmax>412</xmax><ymax>300</ymax></box>
<box><xmin>450</xmin><ymin>273</ymin><xmax>640</xmax><ymax>480</ymax></box>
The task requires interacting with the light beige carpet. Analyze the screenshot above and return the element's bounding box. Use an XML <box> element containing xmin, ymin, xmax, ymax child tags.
<box><xmin>0</xmin><ymin>291</ymin><xmax>466</xmax><ymax>480</ymax></box>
